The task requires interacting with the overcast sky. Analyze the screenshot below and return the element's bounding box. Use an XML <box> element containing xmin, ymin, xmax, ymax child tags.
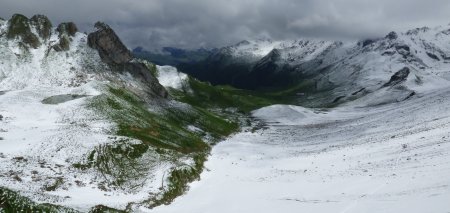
<box><xmin>1</xmin><ymin>0</ymin><xmax>450</xmax><ymax>50</ymax></box>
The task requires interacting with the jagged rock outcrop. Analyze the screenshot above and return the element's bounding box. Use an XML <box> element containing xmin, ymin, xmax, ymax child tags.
<box><xmin>30</xmin><ymin>15</ymin><xmax>52</xmax><ymax>41</ymax></box>
<box><xmin>53</xmin><ymin>22</ymin><xmax>78</xmax><ymax>51</ymax></box>
<box><xmin>386</xmin><ymin>31</ymin><xmax>398</xmax><ymax>40</ymax></box>
<box><xmin>57</xmin><ymin>22</ymin><xmax>77</xmax><ymax>37</ymax></box>
<box><xmin>383</xmin><ymin>67</ymin><xmax>410</xmax><ymax>87</ymax></box>
<box><xmin>88</xmin><ymin>22</ymin><xmax>133</xmax><ymax>65</ymax></box>
<box><xmin>6</xmin><ymin>14</ymin><xmax>41</xmax><ymax>48</ymax></box>
<box><xmin>88</xmin><ymin>22</ymin><xmax>168</xmax><ymax>98</ymax></box>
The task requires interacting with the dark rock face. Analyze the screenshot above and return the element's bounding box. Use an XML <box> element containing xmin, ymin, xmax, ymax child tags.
<box><xmin>426</xmin><ymin>52</ymin><xmax>440</xmax><ymax>61</ymax></box>
<box><xmin>88</xmin><ymin>22</ymin><xmax>168</xmax><ymax>98</ymax></box>
<box><xmin>117</xmin><ymin>63</ymin><xmax>169</xmax><ymax>98</ymax></box>
<box><xmin>395</xmin><ymin>45</ymin><xmax>410</xmax><ymax>52</ymax></box>
<box><xmin>88</xmin><ymin>22</ymin><xmax>133</xmax><ymax>65</ymax></box>
<box><xmin>394</xmin><ymin>44</ymin><xmax>411</xmax><ymax>58</ymax></box>
<box><xmin>361</xmin><ymin>39</ymin><xmax>376</xmax><ymax>47</ymax></box>
<box><xmin>179</xmin><ymin>47</ymin><xmax>296</xmax><ymax>90</ymax></box>
<box><xmin>386</xmin><ymin>31</ymin><xmax>398</xmax><ymax>40</ymax></box>
<box><xmin>57</xmin><ymin>22</ymin><xmax>78</xmax><ymax>37</ymax></box>
<box><xmin>53</xmin><ymin>37</ymin><xmax>71</xmax><ymax>52</ymax></box>
<box><xmin>52</xmin><ymin>22</ymin><xmax>78</xmax><ymax>52</ymax></box>
<box><xmin>6</xmin><ymin>14</ymin><xmax>41</xmax><ymax>49</ymax></box>
<box><xmin>383</xmin><ymin>67</ymin><xmax>410</xmax><ymax>87</ymax></box>
<box><xmin>243</xmin><ymin>49</ymin><xmax>292</xmax><ymax>89</ymax></box>
<box><xmin>30</xmin><ymin>15</ymin><xmax>52</xmax><ymax>41</ymax></box>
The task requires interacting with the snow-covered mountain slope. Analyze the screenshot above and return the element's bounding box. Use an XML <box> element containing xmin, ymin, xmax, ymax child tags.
<box><xmin>178</xmin><ymin>26</ymin><xmax>450</xmax><ymax>107</ymax></box>
<box><xmin>0</xmin><ymin>14</ymin><xmax>235</xmax><ymax>212</ymax></box>
<box><xmin>0</xmin><ymin>14</ymin><xmax>159</xmax><ymax>211</ymax></box>
<box><xmin>153</xmin><ymin>83</ymin><xmax>450</xmax><ymax>213</ymax></box>
<box><xmin>178</xmin><ymin>38</ymin><xmax>339</xmax><ymax>88</ymax></box>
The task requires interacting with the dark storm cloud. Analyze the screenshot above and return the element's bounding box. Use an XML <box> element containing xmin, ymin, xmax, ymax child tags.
<box><xmin>1</xmin><ymin>0</ymin><xmax>450</xmax><ymax>50</ymax></box>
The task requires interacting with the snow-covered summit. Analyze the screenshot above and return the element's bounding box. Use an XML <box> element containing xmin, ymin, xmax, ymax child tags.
<box><xmin>0</xmin><ymin>15</ymin><xmax>102</xmax><ymax>91</ymax></box>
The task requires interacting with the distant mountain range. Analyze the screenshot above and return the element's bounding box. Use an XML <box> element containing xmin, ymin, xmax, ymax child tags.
<box><xmin>132</xmin><ymin>46</ymin><xmax>217</xmax><ymax>66</ymax></box>
<box><xmin>166</xmin><ymin>26</ymin><xmax>450</xmax><ymax>106</ymax></box>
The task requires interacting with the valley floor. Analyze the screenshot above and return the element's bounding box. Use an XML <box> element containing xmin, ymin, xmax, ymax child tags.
<box><xmin>152</xmin><ymin>87</ymin><xmax>450</xmax><ymax>213</ymax></box>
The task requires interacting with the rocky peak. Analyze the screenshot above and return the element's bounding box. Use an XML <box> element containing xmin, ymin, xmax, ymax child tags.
<box><xmin>53</xmin><ymin>22</ymin><xmax>78</xmax><ymax>51</ymax></box>
<box><xmin>88</xmin><ymin>22</ymin><xmax>133</xmax><ymax>65</ymax></box>
<box><xmin>88</xmin><ymin>22</ymin><xmax>168</xmax><ymax>98</ymax></box>
<box><xmin>93</xmin><ymin>21</ymin><xmax>110</xmax><ymax>31</ymax></box>
<box><xmin>6</xmin><ymin>14</ymin><xmax>41</xmax><ymax>49</ymax></box>
<box><xmin>57</xmin><ymin>22</ymin><xmax>78</xmax><ymax>37</ymax></box>
<box><xmin>30</xmin><ymin>15</ymin><xmax>52</xmax><ymax>41</ymax></box>
<box><xmin>385</xmin><ymin>31</ymin><xmax>398</xmax><ymax>40</ymax></box>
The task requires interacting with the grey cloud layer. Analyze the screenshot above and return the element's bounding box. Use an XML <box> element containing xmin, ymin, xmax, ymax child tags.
<box><xmin>1</xmin><ymin>0</ymin><xmax>450</xmax><ymax>49</ymax></box>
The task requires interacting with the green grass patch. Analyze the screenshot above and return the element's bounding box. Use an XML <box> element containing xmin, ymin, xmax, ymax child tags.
<box><xmin>143</xmin><ymin>152</ymin><xmax>207</xmax><ymax>209</ymax></box>
<box><xmin>0</xmin><ymin>187</ymin><xmax>79</xmax><ymax>213</ymax></box>
<box><xmin>71</xmin><ymin>83</ymin><xmax>240</xmax><ymax>210</ymax></box>
<box><xmin>169</xmin><ymin>77</ymin><xmax>320</xmax><ymax>113</ymax></box>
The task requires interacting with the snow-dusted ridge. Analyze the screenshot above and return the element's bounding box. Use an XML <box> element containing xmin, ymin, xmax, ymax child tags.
<box><xmin>183</xmin><ymin>24</ymin><xmax>450</xmax><ymax>104</ymax></box>
<box><xmin>0</xmin><ymin>14</ymin><xmax>197</xmax><ymax>211</ymax></box>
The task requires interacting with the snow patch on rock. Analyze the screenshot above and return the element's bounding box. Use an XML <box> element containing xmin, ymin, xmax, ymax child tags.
<box><xmin>156</xmin><ymin>65</ymin><xmax>188</xmax><ymax>90</ymax></box>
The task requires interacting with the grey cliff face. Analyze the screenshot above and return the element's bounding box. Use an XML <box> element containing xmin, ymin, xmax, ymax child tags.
<box><xmin>88</xmin><ymin>22</ymin><xmax>168</xmax><ymax>99</ymax></box>
<box><xmin>88</xmin><ymin>22</ymin><xmax>133</xmax><ymax>65</ymax></box>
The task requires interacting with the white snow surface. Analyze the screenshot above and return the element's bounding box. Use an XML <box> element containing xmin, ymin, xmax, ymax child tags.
<box><xmin>156</xmin><ymin>65</ymin><xmax>188</xmax><ymax>90</ymax></box>
<box><xmin>0</xmin><ymin>20</ymin><xmax>171</xmax><ymax>211</ymax></box>
<box><xmin>153</xmin><ymin>87</ymin><xmax>450</xmax><ymax>213</ymax></box>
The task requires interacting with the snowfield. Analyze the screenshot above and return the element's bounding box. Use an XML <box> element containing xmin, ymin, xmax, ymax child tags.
<box><xmin>153</xmin><ymin>87</ymin><xmax>450</xmax><ymax>213</ymax></box>
<box><xmin>156</xmin><ymin>65</ymin><xmax>188</xmax><ymax>90</ymax></box>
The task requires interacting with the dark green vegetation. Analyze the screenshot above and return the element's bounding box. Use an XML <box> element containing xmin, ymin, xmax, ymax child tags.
<box><xmin>172</xmin><ymin>77</ymin><xmax>314</xmax><ymax>113</ymax></box>
<box><xmin>0</xmin><ymin>187</ymin><xmax>127</xmax><ymax>213</ymax></box>
<box><xmin>0</xmin><ymin>187</ymin><xmax>78</xmax><ymax>213</ymax></box>
<box><xmin>90</xmin><ymin>86</ymin><xmax>237</xmax><ymax>153</ymax></box>
<box><xmin>70</xmin><ymin>80</ymin><xmax>244</xmax><ymax>210</ymax></box>
<box><xmin>142</xmin><ymin>153</ymin><xmax>207</xmax><ymax>209</ymax></box>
